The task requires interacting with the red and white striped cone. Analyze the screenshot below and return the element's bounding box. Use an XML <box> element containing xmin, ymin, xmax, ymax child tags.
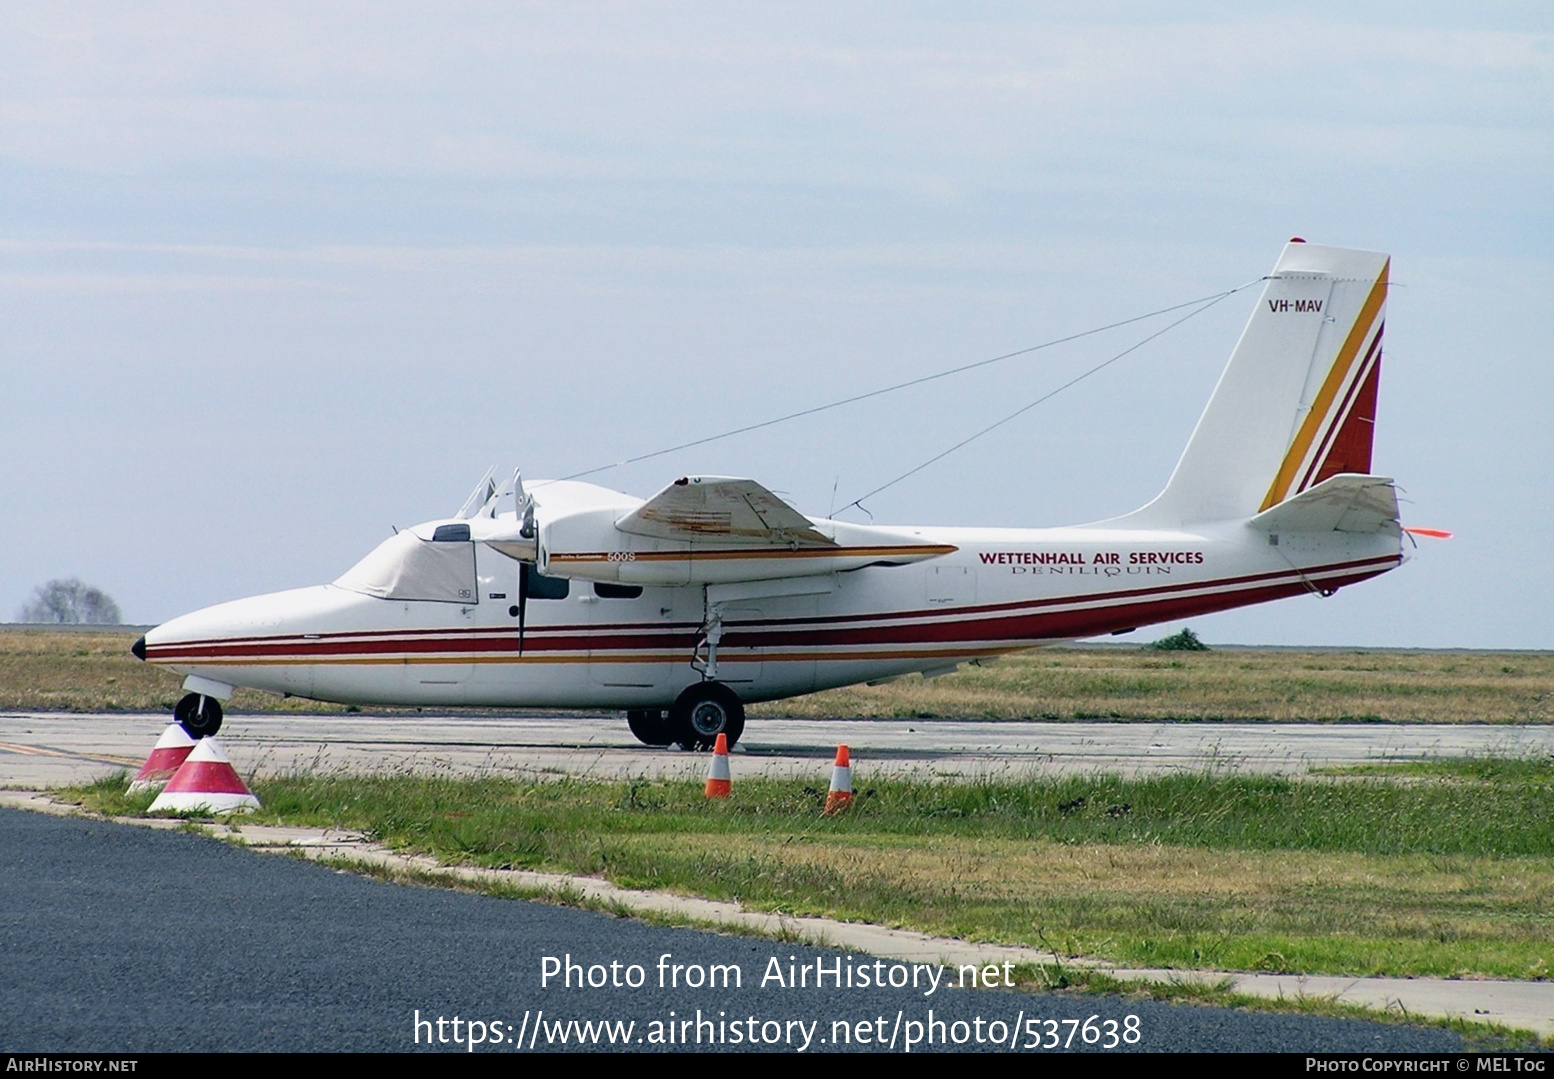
<box><xmin>824</xmin><ymin>744</ymin><xmax>853</xmax><ymax>815</ymax></box>
<box><xmin>148</xmin><ymin>738</ymin><xmax>261</xmax><ymax>814</ymax></box>
<box><xmin>127</xmin><ymin>723</ymin><xmax>198</xmax><ymax>794</ymax></box>
<box><xmin>704</xmin><ymin>733</ymin><xmax>732</xmax><ymax>799</ymax></box>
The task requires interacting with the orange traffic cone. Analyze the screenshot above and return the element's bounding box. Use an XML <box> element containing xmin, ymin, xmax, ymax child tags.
<box><xmin>704</xmin><ymin>733</ymin><xmax>732</xmax><ymax>799</ymax></box>
<box><xmin>148</xmin><ymin>738</ymin><xmax>261</xmax><ymax>814</ymax></box>
<box><xmin>824</xmin><ymin>744</ymin><xmax>853</xmax><ymax>815</ymax></box>
<box><xmin>128</xmin><ymin>723</ymin><xmax>198</xmax><ymax>794</ymax></box>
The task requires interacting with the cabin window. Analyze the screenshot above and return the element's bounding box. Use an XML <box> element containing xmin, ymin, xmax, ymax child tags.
<box><xmin>594</xmin><ymin>582</ymin><xmax>644</xmax><ymax>599</ymax></box>
<box><xmin>524</xmin><ymin>564</ymin><xmax>570</xmax><ymax>600</ymax></box>
<box><xmin>334</xmin><ymin>531</ymin><xmax>478</xmax><ymax>604</ymax></box>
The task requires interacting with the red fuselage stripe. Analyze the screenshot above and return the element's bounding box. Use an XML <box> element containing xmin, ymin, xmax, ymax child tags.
<box><xmin>145</xmin><ymin>557</ymin><xmax>1398</xmax><ymax>666</ymax></box>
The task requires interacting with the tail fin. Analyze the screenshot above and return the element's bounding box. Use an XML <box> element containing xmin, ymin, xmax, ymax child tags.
<box><xmin>1126</xmin><ymin>241</ymin><xmax>1390</xmax><ymax>527</ymax></box>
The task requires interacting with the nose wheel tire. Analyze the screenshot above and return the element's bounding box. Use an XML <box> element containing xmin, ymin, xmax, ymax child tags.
<box><xmin>669</xmin><ymin>682</ymin><xmax>745</xmax><ymax>751</ymax></box>
<box><xmin>173</xmin><ymin>692</ymin><xmax>224</xmax><ymax>739</ymax></box>
<box><xmin>626</xmin><ymin>708</ymin><xmax>675</xmax><ymax>747</ymax></box>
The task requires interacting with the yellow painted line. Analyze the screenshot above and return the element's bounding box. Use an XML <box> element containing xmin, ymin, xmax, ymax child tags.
<box><xmin>1260</xmin><ymin>259</ymin><xmax>1389</xmax><ymax>511</ymax></box>
<box><xmin>0</xmin><ymin>742</ymin><xmax>141</xmax><ymax>766</ymax></box>
<box><xmin>0</xmin><ymin>741</ymin><xmax>55</xmax><ymax>756</ymax></box>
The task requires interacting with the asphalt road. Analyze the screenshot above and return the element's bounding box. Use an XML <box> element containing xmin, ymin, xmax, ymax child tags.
<box><xmin>0</xmin><ymin>808</ymin><xmax>1471</xmax><ymax>1054</ymax></box>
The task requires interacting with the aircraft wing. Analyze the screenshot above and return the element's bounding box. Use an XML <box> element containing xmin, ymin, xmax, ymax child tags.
<box><xmin>616</xmin><ymin>476</ymin><xmax>835</xmax><ymax>547</ymax></box>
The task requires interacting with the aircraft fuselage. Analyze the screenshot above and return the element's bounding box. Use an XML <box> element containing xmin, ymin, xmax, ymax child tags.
<box><xmin>142</xmin><ymin>511</ymin><xmax>1399</xmax><ymax>709</ymax></box>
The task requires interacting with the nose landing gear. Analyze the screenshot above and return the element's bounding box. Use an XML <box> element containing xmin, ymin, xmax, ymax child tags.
<box><xmin>173</xmin><ymin>692</ymin><xmax>224</xmax><ymax>739</ymax></box>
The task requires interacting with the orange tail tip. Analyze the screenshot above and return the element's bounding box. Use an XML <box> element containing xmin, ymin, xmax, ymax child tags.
<box><xmin>704</xmin><ymin>733</ymin><xmax>732</xmax><ymax>799</ymax></box>
<box><xmin>824</xmin><ymin>744</ymin><xmax>853</xmax><ymax>816</ymax></box>
<box><xmin>1403</xmin><ymin>527</ymin><xmax>1453</xmax><ymax>540</ymax></box>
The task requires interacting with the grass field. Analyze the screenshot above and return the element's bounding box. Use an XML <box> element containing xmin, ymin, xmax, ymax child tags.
<box><xmin>32</xmin><ymin>625</ymin><xmax>1554</xmax><ymax>1037</ymax></box>
<box><xmin>4</xmin><ymin>628</ymin><xmax>1553</xmax><ymax>723</ymax></box>
<box><xmin>67</xmin><ymin>758</ymin><xmax>1554</xmax><ymax>983</ymax></box>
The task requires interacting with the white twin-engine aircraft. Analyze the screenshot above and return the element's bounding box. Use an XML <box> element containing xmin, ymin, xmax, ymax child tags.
<box><xmin>137</xmin><ymin>240</ymin><xmax>1404</xmax><ymax>750</ymax></box>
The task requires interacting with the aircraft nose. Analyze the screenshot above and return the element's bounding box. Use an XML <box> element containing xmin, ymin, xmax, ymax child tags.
<box><xmin>131</xmin><ymin>636</ymin><xmax>147</xmax><ymax>662</ymax></box>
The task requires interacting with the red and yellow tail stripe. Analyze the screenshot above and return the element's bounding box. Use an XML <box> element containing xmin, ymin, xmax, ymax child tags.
<box><xmin>1260</xmin><ymin>259</ymin><xmax>1389</xmax><ymax>512</ymax></box>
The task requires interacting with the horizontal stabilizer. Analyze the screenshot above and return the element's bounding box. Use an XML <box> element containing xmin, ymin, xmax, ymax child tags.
<box><xmin>1248</xmin><ymin>474</ymin><xmax>1400</xmax><ymax>535</ymax></box>
<box><xmin>617</xmin><ymin>476</ymin><xmax>834</xmax><ymax>547</ymax></box>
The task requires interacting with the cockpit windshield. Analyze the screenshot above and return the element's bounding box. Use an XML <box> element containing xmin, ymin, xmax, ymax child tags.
<box><xmin>333</xmin><ymin>530</ymin><xmax>477</xmax><ymax>604</ymax></box>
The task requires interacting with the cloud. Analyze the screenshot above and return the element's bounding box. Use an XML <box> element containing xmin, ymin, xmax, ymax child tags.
<box><xmin>1</xmin><ymin>7</ymin><xmax>1546</xmax><ymax>194</ymax></box>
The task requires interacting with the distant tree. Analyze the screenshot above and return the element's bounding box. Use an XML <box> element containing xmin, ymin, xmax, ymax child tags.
<box><xmin>17</xmin><ymin>578</ymin><xmax>122</xmax><ymax>625</ymax></box>
<box><xmin>1147</xmin><ymin>627</ymin><xmax>1209</xmax><ymax>652</ymax></box>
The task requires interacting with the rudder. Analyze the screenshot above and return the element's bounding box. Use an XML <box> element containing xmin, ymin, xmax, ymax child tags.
<box><xmin>1124</xmin><ymin>240</ymin><xmax>1390</xmax><ymax>528</ymax></box>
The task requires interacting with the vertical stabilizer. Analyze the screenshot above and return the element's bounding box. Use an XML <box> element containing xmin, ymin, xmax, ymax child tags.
<box><xmin>1124</xmin><ymin>241</ymin><xmax>1390</xmax><ymax>528</ymax></box>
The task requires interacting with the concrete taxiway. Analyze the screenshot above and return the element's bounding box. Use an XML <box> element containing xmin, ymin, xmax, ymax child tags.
<box><xmin>4</xmin><ymin>710</ymin><xmax>1553</xmax><ymax>788</ymax></box>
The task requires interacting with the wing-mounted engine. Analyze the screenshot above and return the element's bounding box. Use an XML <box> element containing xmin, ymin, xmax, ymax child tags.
<box><xmin>536</xmin><ymin>475</ymin><xmax>956</xmax><ymax>586</ymax></box>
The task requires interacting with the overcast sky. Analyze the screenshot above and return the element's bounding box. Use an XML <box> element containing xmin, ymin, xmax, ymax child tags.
<box><xmin>2</xmin><ymin>3</ymin><xmax>1549</xmax><ymax>648</ymax></box>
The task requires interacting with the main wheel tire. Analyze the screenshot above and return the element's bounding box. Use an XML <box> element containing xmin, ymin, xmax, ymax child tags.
<box><xmin>173</xmin><ymin>692</ymin><xmax>224</xmax><ymax>739</ymax></box>
<box><xmin>626</xmin><ymin>708</ymin><xmax>674</xmax><ymax>747</ymax></box>
<box><xmin>669</xmin><ymin>682</ymin><xmax>745</xmax><ymax>751</ymax></box>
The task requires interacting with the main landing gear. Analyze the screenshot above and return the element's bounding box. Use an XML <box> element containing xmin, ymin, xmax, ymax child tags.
<box><xmin>173</xmin><ymin>692</ymin><xmax>224</xmax><ymax>739</ymax></box>
<box><xmin>669</xmin><ymin>682</ymin><xmax>745</xmax><ymax>752</ymax></box>
<box><xmin>626</xmin><ymin>683</ymin><xmax>746</xmax><ymax>752</ymax></box>
<box><xmin>626</xmin><ymin>708</ymin><xmax>674</xmax><ymax>747</ymax></box>
<box><xmin>627</xmin><ymin>597</ymin><xmax>747</xmax><ymax>751</ymax></box>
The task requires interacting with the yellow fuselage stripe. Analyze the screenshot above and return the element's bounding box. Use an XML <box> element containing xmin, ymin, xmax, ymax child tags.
<box><xmin>548</xmin><ymin>544</ymin><xmax>956</xmax><ymax>564</ymax></box>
